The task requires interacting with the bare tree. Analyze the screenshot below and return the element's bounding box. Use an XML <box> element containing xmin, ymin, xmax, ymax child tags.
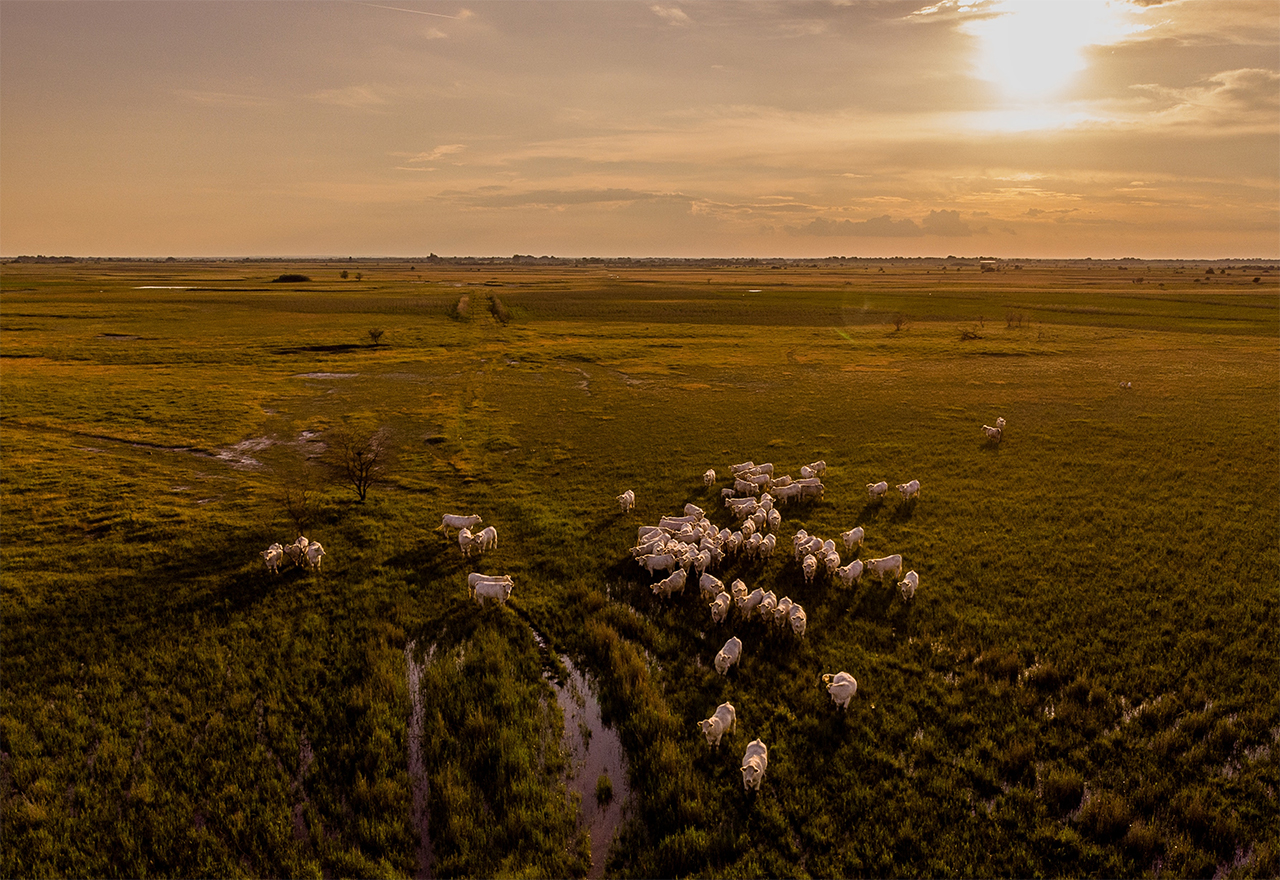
<box><xmin>368</xmin><ymin>328</ymin><xmax>385</xmax><ymax>346</ymax></box>
<box><xmin>326</xmin><ymin>425</ymin><xmax>395</xmax><ymax>502</ymax></box>
<box><xmin>892</xmin><ymin>312</ymin><xmax>908</xmax><ymax>331</ymax></box>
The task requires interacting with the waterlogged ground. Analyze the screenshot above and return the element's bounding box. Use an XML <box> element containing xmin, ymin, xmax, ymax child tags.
<box><xmin>1</xmin><ymin>259</ymin><xmax>1277</xmax><ymax>877</ymax></box>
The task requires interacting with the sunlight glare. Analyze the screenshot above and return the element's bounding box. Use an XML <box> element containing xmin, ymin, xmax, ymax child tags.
<box><xmin>965</xmin><ymin>1</ymin><xmax>1141</xmax><ymax>102</ymax></box>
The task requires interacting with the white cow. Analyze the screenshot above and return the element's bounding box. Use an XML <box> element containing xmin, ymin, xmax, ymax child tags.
<box><xmin>652</xmin><ymin>568</ymin><xmax>687</xmax><ymax>598</ymax></box>
<box><xmin>714</xmin><ymin>637</ymin><xmax>743</xmax><ymax>676</ymax></box>
<box><xmin>805</xmin><ymin>460</ymin><xmax>827</xmax><ymax>476</ymax></box>
<box><xmin>474</xmin><ymin>525</ymin><xmax>498</xmax><ymax>553</ymax></box>
<box><xmin>982</xmin><ymin>424</ymin><xmax>1003</xmax><ymax>443</ymax></box>
<box><xmin>639</xmin><ymin>553</ymin><xmax>677</xmax><ymax>575</ymax></box>
<box><xmin>766</xmin><ymin>508</ymin><xmax>782</xmax><ymax>532</ymax></box>
<box><xmin>704</xmin><ymin>468</ymin><xmax>716</xmax><ymax>487</ymax></box>
<box><xmin>458</xmin><ymin>528</ymin><xmax>478</xmax><ymax>558</ymax></box>
<box><xmin>900</xmin><ymin>569</ymin><xmax>919</xmax><ymax>600</ymax></box>
<box><xmin>730</xmin><ymin>579</ymin><xmax>748</xmax><ymax>602</ymax></box>
<box><xmin>440</xmin><ymin>514</ymin><xmax>482</xmax><ymax>537</ymax></box>
<box><xmin>467</xmin><ymin>572</ymin><xmax>513</xmax><ymax>593</ymax></box>
<box><xmin>867</xmin><ymin>481</ymin><xmax>889</xmax><ymax>502</ymax></box>
<box><xmin>865</xmin><ymin>554</ymin><xmax>903</xmax><ymax>582</ymax></box>
<box><xmin>789</xmin><ymin>603</ymin><xmax>807</xmax><ymax>637</ymax></box>
<box><xmin>283</xmin><ymin>541</ymin><xmax>305</xmax><ymax>568</ymax></box>
<box><xmin>773</xmin><ymin>483</ymin><xmax>802</xmax><ymax>504</ymax></box>
<box><xmin>617</xmin><ymin>489</ymin><xmax>635</xmax><ymax>513</ymax></box>
<box><xmin>897</xmin><ymin>479</ymin><xmax>920</xmax><ymax>501</ymax></box>
<box><xmin>709</xmin><ymin>591</ymin><xmax>732</xmax><ymax>623</ymax></box>
<box><xmin>741</xmin><ymin>739</ymin><xmax>768</xmax><ymax>791</ymax></box>
<box><xmin>698</xmin><ymin>702</ymin><xmax>736</xmax><ymax>747</ymax></box>
<box><xmin>841</xmin><ymin>527</ymin><xmax>864</xmax><ymax>552</ymax></box>
<box><xmin>774</xmin><ymin>596</ymin><xmax>794</xmax><ymax>627</ymax></box>
<box><xmin>261</xmin><ymin>543</ymin><xmax>284</xmax><ymax>574</ymax></box>
<box><xmin>759</xmin><ymin>533</ymin><xmax>777</xmax><ymax>559</ymax></box>
<box><xmin>729</xmin><ymin>460</ymin><xmax>756</xmax><ymax>475</ymax></box>
<box><xmin>824</xmin><ymin>550</ymin><xmax>842</xmax><ymax>577</ymax></box>
<box><xmin>802</xmin><ymin>554</ymin><xmax>818</xmax><ymax>585</ymax></box>
<box><xmin>473</xmin><ymin>579</ymin><xmax>512</xmax><ymax>606</ymax></box>
<box><xmin>823</xmin><ymin>671</ymin><xmax>857</xmax><ymax>710</ymax></box>
<box><xmin>759</xmin><ymin>590</ymin><xmax>778</xmax><ymax>617</ymax></box>
<box><xmin>305</xmin><ymin>541</ymin><xmax>326</xmax><ymax>571</ymax></box>
<box><xmin>736</xmin><ymin>587</ymin><xmax>766</xmax><ymax>618</ymax></box>
<box><xmin>837</xmin><ymin>559</ymin><xmax>865</xmax><ymax>588</ymax></box>
<box><xmin>699</xmin><ymin>573</ymin><xmax>725</xmax><ymax>598</ymax></box>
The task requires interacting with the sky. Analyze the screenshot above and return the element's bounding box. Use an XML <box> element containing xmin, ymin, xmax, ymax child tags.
<box><xmin>1</xmin><ymin>0</ymin><xmax>1277</xmax><ymax>259</ymax></box>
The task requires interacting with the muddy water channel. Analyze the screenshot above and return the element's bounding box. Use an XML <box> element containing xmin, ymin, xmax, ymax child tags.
<box><xmin>533</xmin><ymin>631</ymin><xmax>630</xmax><ymax>879</ymax></box>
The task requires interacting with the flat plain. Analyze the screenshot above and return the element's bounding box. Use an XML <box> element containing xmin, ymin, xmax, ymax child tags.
<box><xmin>2</xmin><ymin>258</ymin><xmax>1277</xmax><ymax>878</ymax></box>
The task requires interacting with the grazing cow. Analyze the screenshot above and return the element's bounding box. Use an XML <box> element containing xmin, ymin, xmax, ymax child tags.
<box><xmin>262</xmin><ymin>543</ymin><xmax>284</xmax><ymax>574</ymax></box>
<box><xmin>759</xmin><ymin>590</ymin><xmax>778</xmax><ymax>617</ymax></box>
<box><xmin>730</xmin><ymin>460</ymin><xmax>756</xmax><ymax>475</ymax></box>
<box><xmin>283</xmin><ymin>541</ymin><xmax>305</xmax><ymax>568</ymax></box>
<box><xmin>802</xmin><ymin>554</ymin><xmax>818</xmax><ymax>585</ymax></box>
<box><xmin>714</xmin><ymin>637</ymin><xmax>743</xmax><ymax>676</ymax></box>
<box><xmin>305</xmin><ymin>541</ymin><xmax>326</xmax><ymax>572</ymax></box>
<box><xmin>439</xmin><ymin>514</ymin><xmax>482</xmax><ymax>537</ymax></box>
<box><xmin>617</xmin><ymin>489</ymin><xmax>635</xmax><ymax>513</ymax></box>
<box><xmin>704</xmin><ymin>469</ymin><xmax>716</xmax><ymax>487</ymax></box>
<box><xmin>698</xmin><ymin>702</ymin><xmax>736</xmax><ymax>747</ymax></box>
<box><xmin>866</xmin><ymin>554</ymin><xmax>903</xmax><ymax>582</ymax></box>
<box><xmin>897</xmin><ymin>479</ymin><xmax>920</xmax><ymax>501</ymax></box>
<box><xmin>734</xmin><ymin>478</ymin><xmax>760</xmax><ymax>497</ymax></box>
<box><xmin>841</xmin><ymin>527</ymin><xmax>864</xmax><ymax>552</ymax></box>
<box><xmin>837</xmin><ymin>559</ymin><xmax>865</xmax><ymax>588</ymax></box>
<box><xmin>474</xmin><ymin>525</ymin><xmax>498</xmax><ymax>553</ymax></box>
<box><xmin>805</xmin><ymin>460</ymin><xmax>827</xmax><ymax>476</ymax></box>
<box><xmin>709</xmin><ymin>591</ymin><xmax>732</xmax><ymax>623</ymax></box>
<box><xmin>867</xmin><ymin>481</ymin><xmax>889</xmax><ymax>502</ymax></box>
<box><xmin>773</xmin><ymin>483</ymin><xmax>802</xmax><ymax>504</ymax></box>
<box><xmin>900</xmin><ymin>569</ymin><xmax>919</xmax><ymax>600</ymax></box>
<box><xmin>823</xmin><ymin>671</ymin><xmax>857</xmax><ymax>710</ymax></box>
<box><xmin>741</xmin><ymin>739</ymin><xmax>768</xmax><ymax>791</ymax></box>
<box><xmin>789</xmin><ymin>603</ymin><xmax>807</xmax><ymax>637</ymax></box>
<box><xmin>652</xmin><ymin>568</ymin><xmax>687</xmax><ymax>598</ymax></box>
<box><xmin>473</xmin><ymin>579</ymin><xmax>512</xmax><ymax>606</ymax></box>
<box><xmin>730</xmin><ymin>579</ymin><xmax>748</xmax><ymax>602</ymax></box>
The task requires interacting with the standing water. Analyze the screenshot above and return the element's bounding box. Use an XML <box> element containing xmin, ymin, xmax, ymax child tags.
<box><xmin>532</xmin><ymin>630</ymin><xmax>630</xmax><ymax>879</ymax></box>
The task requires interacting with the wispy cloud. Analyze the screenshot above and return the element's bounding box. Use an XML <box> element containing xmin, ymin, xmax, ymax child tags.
<box><xmin>173</xmin><ymin>89</ymin><xmax>274</xmax><ymax>108</ymax></box>
<box><xmin>310</xmin><ymin>85</ymin><xmax>388</xmax><ymax>108</ymax></box>
<box><xmin>651</xmin><ymin>5</ymin><xmax>691</xmax><ymax>26</ymax></box>
<box><xmin>359</xmin><ymin>4</ymin><xmax>473</xmax><ymax>20</ymax></box>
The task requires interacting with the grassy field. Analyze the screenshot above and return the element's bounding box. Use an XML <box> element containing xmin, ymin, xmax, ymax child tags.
<box><xmin>2</xmin><ymin>259</ymin><xmax>1277</xmax><ymax>878</ymax></box>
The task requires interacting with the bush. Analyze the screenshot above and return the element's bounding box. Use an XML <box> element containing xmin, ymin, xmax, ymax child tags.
<box><xmin>271</xmin><ymin>274</ymin><xmax>311</xmax><ymax>283</ymax></box>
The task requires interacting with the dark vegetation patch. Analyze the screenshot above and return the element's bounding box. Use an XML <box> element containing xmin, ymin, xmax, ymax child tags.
<box><xmin>272</xmin><ymin>274</ymin><xmax>312</xmax><ymax>283</ymax></box>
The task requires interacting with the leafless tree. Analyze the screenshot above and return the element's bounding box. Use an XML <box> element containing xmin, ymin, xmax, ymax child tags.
<box><xmin>368</xmin><ymin>328</ymin><xmax>385</xmax><ymax>345</ymax></box>
<box><xmin>326</xmin><ymin>425</ymin><xmax>395</xmax><ymax>502</ymax></box>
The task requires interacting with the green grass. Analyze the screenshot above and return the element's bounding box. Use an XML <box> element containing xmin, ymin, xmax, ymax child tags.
<box><xmin>2</xmin><ymin>260</ymin><xmax>1277</xmax><ymax>877</ymax></box>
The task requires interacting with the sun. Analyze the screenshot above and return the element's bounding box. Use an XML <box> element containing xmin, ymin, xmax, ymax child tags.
<box><xmin>963</xmin><ymin>0</ymin><xmax>1141</xmax><ymax>102</ymax></box>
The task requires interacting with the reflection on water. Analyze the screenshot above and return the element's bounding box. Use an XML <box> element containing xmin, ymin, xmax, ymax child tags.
<box><xmin>534</xmin><ymin>629</ymin><xmax>629</xmax><ymax>879</ymax></box>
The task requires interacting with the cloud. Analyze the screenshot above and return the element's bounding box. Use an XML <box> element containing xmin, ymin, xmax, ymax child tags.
<box><xmin>1132</xmin><ymin>68</ymin><xmax>1280</xmax><ymax>124</ymax></box>
<box><xmin>455</xmin><ymin>188</ymin><xmax>675</xmax><ymax>208</ymax></box>
<box><xmin>173</xmin><ymin>89</ymin><xmax>273</xmax><ymax>108</ymax></box>
<box><xmin>651</xmin><ymin>5</ymin><xmax>691</xmax><ymax>26</ymax></box>
<box><xmin>398</xmin><ymin>144</ymin><xmax>467</xmax><ymax>163</ymax></box>
<box><xmin>790</xmin><ymin>215</ymin><xmax>924</xmax><ymax>237</ymax></box>
<box><xmin>920</xmin><ymin>209</ymin><xmax>972</xmax><ymax>236</ymax></box>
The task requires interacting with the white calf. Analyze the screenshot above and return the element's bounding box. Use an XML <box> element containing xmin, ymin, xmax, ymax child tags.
<box><xmin>900</xmin><ymin>569</ymin><xmax>919</xmax><ymax>600</ymax></box>
<box><xmin>458</xmin><ymin>528</ymin><xmax>478</xmax><ymax>558</ymax></box>
<box><xmin>867</xmin><ymin>481</ymin><xmax>889</xmax><ymax>502</ymax></box>
<box><xmin>741</xmin><ymin>739</ymin><xmax>768</xmax><ymax>791</ymax></box>
<box><xmin>698</xmin><ymin>702</ymin><xmax>736</xmax><ymax>747</ymax></box>
<box><xmin>262</xmin><ymin>543</ymin><xmax>284</xmax><ymax>574</ymax></box>
<box><xmin>714</xmin><ymin>637</ymin><xmax>743</xmax><ymax>676</ymax></box>
<box><xmin>823</xmin><ymin>671</ymin><xmax>857</xmax><ymax>710</ymax></box>
<box><xmin>802</xmin><ymin>554</ymin><xmax>818</xmax><ymax>585</ymax></box>
<box><xmin>617</xmin><ymin>489</ymin><xmax>635</xmax><ymax>513</ymax></box>
<box><xmin>897</xmin><ymin>479</ymin><xmax>920</xmax><ymax>501</ymax></box>
<box><xmin>474</xmin><ymin>525</ymin><xmax>498</xmax><ymax>553</ymax></box>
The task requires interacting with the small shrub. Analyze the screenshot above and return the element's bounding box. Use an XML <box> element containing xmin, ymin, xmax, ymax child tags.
<box><xmin>489</xmin><ymin>295</ymin><xmax>511</xmax><ymax>324</ymax></box>
<box><xmin>272</xmin><ymin>274</ymin><xmax>311</xmax><ymax>283</ymax></box>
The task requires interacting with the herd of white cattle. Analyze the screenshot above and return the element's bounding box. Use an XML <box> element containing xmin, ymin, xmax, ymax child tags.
<box><xmin>257</xmin><ymin>419</ymin><xmax>1004</xmax><ymax>793</ymax></box>
<box><xmin>620</xmin><ymin>455</ymin><xmax>935</xmax><ymax>790</ymax></box>
<box><xmin>260</xmin><ymin>535</ymin><xmax>326</xmax><ymax>574</ymax></box>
